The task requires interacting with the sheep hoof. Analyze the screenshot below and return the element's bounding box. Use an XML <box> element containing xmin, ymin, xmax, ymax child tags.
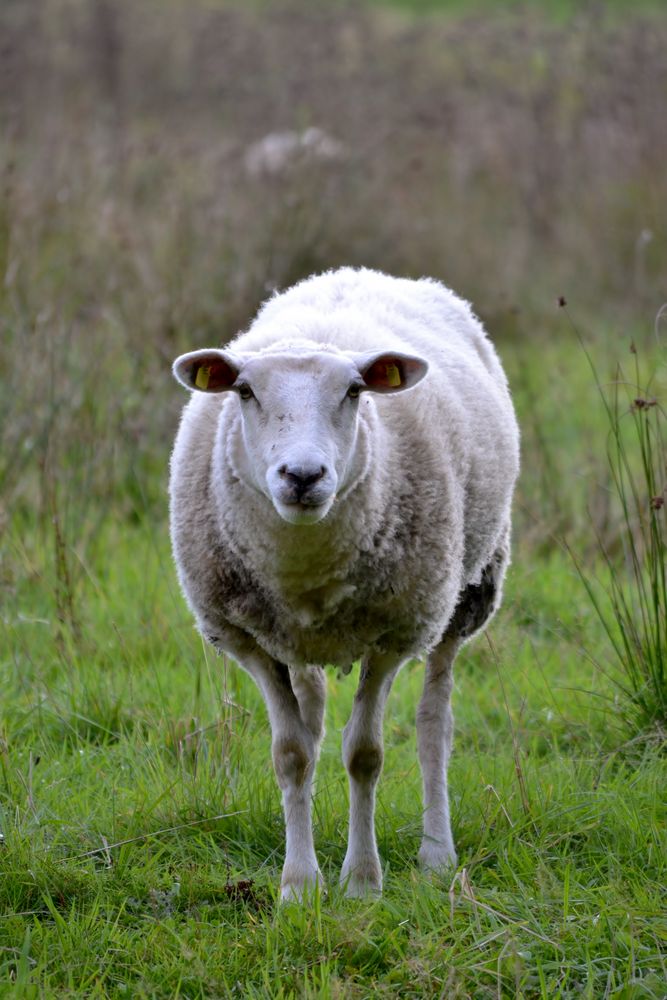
<box><xmin>418</xmin><ymin>840</ymin><xmax>457</xmax><ymax>874</ymax></box>
<box><xmin>342</xmin><ymin>877</ymin><xmax>382</xmax><ymax>900</ymax></box>
<box><xmin>279</xmin><ymin>869</ymin><xmax>325</xmax><ymax>904</ymax></box>
<box><xmin>340</xmin><ymin>857</ymin><xmax>382</xmax><ymax>898</ymax></box>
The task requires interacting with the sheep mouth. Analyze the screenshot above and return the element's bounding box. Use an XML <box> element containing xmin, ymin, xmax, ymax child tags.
<box><xmin>289</xmin><ymin>496</ymin><xmax>329</xmax><ymax>509</ymax></box>
<box><xmin>272</xmin><ymin>495</ymin><xmax>335</xmax><ymax>525</ymax></box>
<box><xmin>277</xmin><ymin>485</ymin><xmax>333</xmax><ymax>507</ymax></box>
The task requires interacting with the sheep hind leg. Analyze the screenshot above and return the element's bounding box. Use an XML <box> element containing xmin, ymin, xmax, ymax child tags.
<box><xmin>417</xmin><ymin>635</ymin><xmax>459</xmax><ymax>872</ymax></box>
<box><xmin>340</xmin><ymin>653</ymin><xmax>401</xmax><ymax>898</ymax></box>
<box><xmin>288</xmin><ymin>666</ymin><xmax>327</xmax><ymax>803</ymax></box>
<box><xmin>288</xmin><ymin>665</ymin><xmax>327</xmax><ymax>750</ymax></box>
<box><xmin>417</xmin><ymin>542</ymin><xmax>507</xmax><ymax>873</ymax></box>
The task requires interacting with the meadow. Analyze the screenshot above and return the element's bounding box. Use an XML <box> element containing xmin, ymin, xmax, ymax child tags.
<box><xmin>1</xmin><ymin>0</ymin><xmax>666</xmax><ymax>996</ymax></box>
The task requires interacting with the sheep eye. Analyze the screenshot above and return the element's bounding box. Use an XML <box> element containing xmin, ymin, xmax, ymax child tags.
<box><xmin>237</xmin><ymin>384</ymin><xmax>254</xmax><ymax>401</ymax></box>
<box><xmin>347</xmin><ymin>383</ymin><xmax>362</xmax><ymax>400</ymax></box>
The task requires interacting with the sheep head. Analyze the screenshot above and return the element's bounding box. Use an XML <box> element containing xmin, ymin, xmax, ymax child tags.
<box><xmin>173</xmin><ymin>347</ymin><xmax>428</xmax><ymax>525</ymax></box>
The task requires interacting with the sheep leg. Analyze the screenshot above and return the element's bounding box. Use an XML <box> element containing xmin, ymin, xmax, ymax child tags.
<box><xmin>242</xmin><ymin>655</ymin><xmax>322</xmax><ymax>901</ymax></box>
<box><xmin>288</xmin><ymin>665</ymin><xmax>327</xmax><ymax>748</ymax></box>
<box><xmin>288</xmin><ymin>665</ymin><xmax>327</xmax><ymax>807</ymax></box>
<box><xmin>340</xmin><ymin>653</ymin><xmax>400</xmax><ymax>897</ymax></box>
<box><xmin>416</xmin><ymin>635</ymin><xmax>459</xmax><ymax>872</ymax></box>
<box><xmin>416</xmin><ymin>542</ymin><xmax>508</xmax><ymax>872</ymax></box>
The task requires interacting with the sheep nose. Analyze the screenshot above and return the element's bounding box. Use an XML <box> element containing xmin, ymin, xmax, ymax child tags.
<box><xmin>279</xmin><ymin>463</ymin><xmax>327</xmax><ymax>498</ymax></box>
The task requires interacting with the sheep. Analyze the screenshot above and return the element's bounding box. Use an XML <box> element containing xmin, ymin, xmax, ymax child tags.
<box><xmin>244</xmin><ymin>127</ymin><xmax>345</xmax><ymax>177</ymax></box>
<box><xmin>169</xmin><ymin>267</ymin><xmax>520</xmax><ymax>900</ymax></box>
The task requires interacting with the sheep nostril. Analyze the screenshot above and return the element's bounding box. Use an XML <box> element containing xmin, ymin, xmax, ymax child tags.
<box><xmin>296</xmin><ymin>467</ymin><xmax>326</xmax><ymax>488</ymax></box>
<box><xmin>279</xmin><ymin>463</ymin><xmax>328</xmax><ymax>496</ymax></box>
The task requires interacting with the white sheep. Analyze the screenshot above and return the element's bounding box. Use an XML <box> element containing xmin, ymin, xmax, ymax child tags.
<box><xmin>244</xmin><ymin>127</ymin><xmax>345</xmax><ymax>177</ymax></box>
<box><xmin>169</xmin><ymin>267</ymin><xmax>519</xmax><ymax>900</ymax></box>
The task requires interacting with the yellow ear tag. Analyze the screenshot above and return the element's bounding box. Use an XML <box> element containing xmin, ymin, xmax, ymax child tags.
<box><xmin>385</xmin><ymin>363</ymin><xmax>401</xmax><ymax>387</ymax></box>
<box><xmin>195</xmin><ymin>365</ymin><xmax>211</xmax><ymax>389</ymax></box>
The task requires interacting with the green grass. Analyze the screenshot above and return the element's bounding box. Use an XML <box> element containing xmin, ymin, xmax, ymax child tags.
<box><xmin>569</xmin><ymin>337</ymin><xmax>667</xmax><ymax>733</ymax></box>
<box><xmin>1</xmin><ymin>509</ymin><xmax>666</xmax><ymax>996</ymax></box>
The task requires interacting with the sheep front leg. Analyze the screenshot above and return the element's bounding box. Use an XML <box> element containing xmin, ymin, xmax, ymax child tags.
<box><xmin>247</xmin><ymin>657</ymin><xmax>323</xmax><ymax>901</ymax></box>
<box><xmin>416</xmin><ymin>635</ymin><xmax>459</xmax><ymax>872</ymax></box>
<box><xmin>340</xmin><ymin>653</ymin><xmax>400</xmax><ymax>898</ymax></box>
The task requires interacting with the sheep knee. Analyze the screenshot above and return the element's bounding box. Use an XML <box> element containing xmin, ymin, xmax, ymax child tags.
<box><xmin>345</xmin><ymin>743</ymin><xmax>383</xmax><ymax>783</ymax></box>
<box><xmin>273</xmin><ymin>737</ymin><xmax>312</xmax><ymax>790</ymax></box>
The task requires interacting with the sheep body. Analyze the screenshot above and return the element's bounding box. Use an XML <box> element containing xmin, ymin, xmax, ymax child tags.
<box><xmin>169</xmin><ymin>267</ymin><xmax>519</xmax><ymax>898</ymax></box>
<box><xmin>170</xmin><ymin>268</ymin><xmax>517</xmax><ymax>668</ymax></box>
<box><xmin>244</xmin><ymin>127</ymin><xmax>345</xmax><ymax>176</ymax></box>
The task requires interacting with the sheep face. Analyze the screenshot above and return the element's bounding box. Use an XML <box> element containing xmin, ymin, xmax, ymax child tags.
<box><xmin>173</xmin><ymin>347</ymin><xmax>428</xmax><ymax>525</ymax></box>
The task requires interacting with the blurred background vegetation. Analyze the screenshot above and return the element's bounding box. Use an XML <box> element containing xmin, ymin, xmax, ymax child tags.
<box><xmin>2</xmin><ymin>0</ymin><xmax>666</xmax><ymax>538</ymax></box>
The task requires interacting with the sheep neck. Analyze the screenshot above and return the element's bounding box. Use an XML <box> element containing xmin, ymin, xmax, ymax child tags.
<box><xmin>217</xmin><ymin>409</ymin><xmax>393</xmax><ymax>611</ymax></box>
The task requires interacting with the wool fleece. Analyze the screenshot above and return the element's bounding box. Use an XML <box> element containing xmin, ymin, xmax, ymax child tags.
<box><xmin>170</xmin><ymin>267</ymin><xmax>519</xmax><ymax>670</ymax></box>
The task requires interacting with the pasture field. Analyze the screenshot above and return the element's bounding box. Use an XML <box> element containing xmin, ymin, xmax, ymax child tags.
<box><xmin>1</xmin><ymin>0</ymin><xmax>666</xmax><ymax>996</ymax></box>
<box><xmin>1</xmin><ymin>501</ymin><xmax>666</xmax><ymax>997</ymax></box>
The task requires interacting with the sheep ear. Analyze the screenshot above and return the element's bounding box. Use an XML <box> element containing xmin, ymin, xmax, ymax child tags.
<box><xmin>172</xmin><ymin>350</ymin><xmax>242</xmax><ymax>392</ymax></box>
<box><xmin>356</xmin><ymin>351</ymin><xmax>429</xmax><ymax>393</ymax></box>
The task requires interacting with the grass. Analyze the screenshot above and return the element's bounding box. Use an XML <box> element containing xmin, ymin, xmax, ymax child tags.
<box><xmin>1</xmin><ymin>0</ymin><xmax>666</xmax><ymax>994</ymax></box>
<box><xmin>1</xmin><ymin>478</ymin><xmax>666</xmax><ymax>995</ymax></box>
<box><xmin>566</xmin><ymin>332</ymin><xmax>667</xmax><ymax>735</ymax></box>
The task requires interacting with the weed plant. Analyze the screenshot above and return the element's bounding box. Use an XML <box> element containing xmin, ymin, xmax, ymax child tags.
<box><xmin>567</xmin><ymin>316</ymin><xmax>667</xmax><ymax>737</ymax></box>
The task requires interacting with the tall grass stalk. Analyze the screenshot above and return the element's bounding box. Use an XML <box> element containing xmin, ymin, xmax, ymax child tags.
<box><xmin>567</xmin><ymin>312</ymin><xmax>666</xmax><ymax>736</ymax></box>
